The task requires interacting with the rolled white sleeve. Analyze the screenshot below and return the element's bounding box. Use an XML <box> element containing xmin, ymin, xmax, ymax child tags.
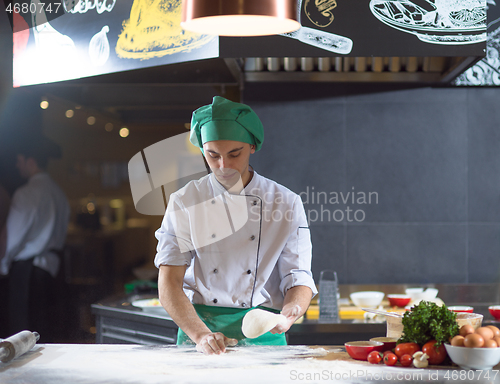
<box><xmin>154</xmin><ymin>194</ymin><xmax>194</xmax><ymax>268</ymax></box>
<box><xmin>278</xmin><ymin>196</ymin><xmax>318</xmax><ymax>297</ymax></box>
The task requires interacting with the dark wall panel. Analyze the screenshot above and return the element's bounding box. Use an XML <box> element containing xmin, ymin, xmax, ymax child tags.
<box><xmin>245</xmin><ymin>85</ymin><xmax>499</xmax><ymax>284</ymax></box>
<box><xmin>346</xmin><ymin>224</ymin><xmax>467</xmax><ymax>284</ymax></box>
<box><xmin>249</xmin><ymin>99</ymin><xmax>346</xmax><ymax>220</ymax></box>
<box><xmin>467</xmin><ymin>88</ymin><xmax>500</xmax><ymax>222</ymax></box>
<box><xmin>345</xmin><ymin>89</ymin><xmax>467</xmax><ymax>223</ymax></box>
<box><xmin>468</xmin><ymin>224</ymin><xmax>500</xmax><ymax>283</ymax></box>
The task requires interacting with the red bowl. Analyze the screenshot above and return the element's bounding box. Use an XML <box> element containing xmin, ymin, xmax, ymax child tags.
<box><xmin>345</xmin><ymin>341</ymin><xmax>384</xmax><ymax>361</ymax></box>
<box><xmin>387</xmin><ymin>294</ymin><xmax>411</xmax><ymax>307</ymax></box>
<box><xmin>448</xmin><ymin>306</ymin><xmax>474</xmax><ymax>313</ymax></box>
<box><xmin>489</xmin><ymin>306</ymin><xmax>500</xmax><ymax>320</ymax></box>
<box><xmin>370</xmin><ymin>337</ymin><xmax>398</xmax><ymax>352</ymax></box>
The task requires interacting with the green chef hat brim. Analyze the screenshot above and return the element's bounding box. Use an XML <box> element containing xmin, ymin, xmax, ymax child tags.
<box><xmin>189</xmin><ymin>96</ymin><xmax>264</xmax><ymax>153</ymax></box>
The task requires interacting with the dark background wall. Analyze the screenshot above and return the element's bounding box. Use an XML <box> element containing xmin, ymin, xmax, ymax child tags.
<box><xmin>244</xmin><ymin>83</ymin><xmax>500</xmax><ymax>285</ymax></box>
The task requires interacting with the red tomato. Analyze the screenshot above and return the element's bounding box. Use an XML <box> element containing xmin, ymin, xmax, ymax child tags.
<box><xmin>395</xmin><ymin>342</ymin><xmax>420</xmax><ymax>359</ymax></box>
<box><xmin>383</xmin><ymin>350</ymin><xmax>394</xmax><ymax>358</ymax></box>
<box><xmin>367</xmin><ymin>351</ymin><xmax>382</xmax><ymax>364</ymax></box>
<box><xmin>384</xmin><ymin>353</ymin><xmax>398</xmax><ymax>366</ymax></box>
<box><xmin>422</xmin><ymin>340</ymin><xmax>447</xmax><ymax>365</ymax></box>
<box><xmin>400</xmin><ymin>354</ymin><xmax>413</xmax><ymax>367</ymax></box>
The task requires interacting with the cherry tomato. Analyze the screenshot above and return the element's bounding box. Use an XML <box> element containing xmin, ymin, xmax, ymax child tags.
<box><xmin>400</xmin><ymin>354</ymin><xmax>413</xmax><ymax>367</ymax></box>
<box><xmin>383</xmin><ymin>350</ymin><xmax>394</xmax><ymax>358</ymax></box>
<box><xmin>384</xmin><ymin>352</ymin><xmax>398</xmax><ymax>366</ymax></box>
<box><xmin>422</xmin><ymin>340</ymin><xmax>447</xmax><ymax>365</ymax></box>
<box><xmin>367</xmin><ymin>351</ymin><xmax>382</xmax><ymax>364</ymax></box>
<box><xmin>395</xmin><ymin>342</ymin><xmax>420</xmax><ymax>359</ymax></box>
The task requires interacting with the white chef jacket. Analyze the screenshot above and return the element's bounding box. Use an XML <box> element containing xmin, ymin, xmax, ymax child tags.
<box><xmin>154</xmin><ymin>170</ymin><xmax>317</xmax><ymax>311</ymax></box>
<box><xmin>0</xmin><ymin>173</ymin><xmax>70</xmax><ymax>277</ymax></box>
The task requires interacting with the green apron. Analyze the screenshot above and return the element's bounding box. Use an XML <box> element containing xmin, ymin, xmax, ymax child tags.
<box><xmin>177</xmin><ymin>304</ymin><xmax>287</xmax><ymax>346</ymax></box>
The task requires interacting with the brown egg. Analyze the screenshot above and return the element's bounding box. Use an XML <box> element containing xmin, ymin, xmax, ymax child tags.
<box><xmin>459</xmin><ymin>324</ymin><xmax>475</xmax><ymax>337</ymax></box>
<box><xmin>484</xmin><ymin>339</ymin><xmax>498</xmax><ymax>348</ymax></box>
<box><xmin>464</xmin><ymin>333</ymin><xmax>484</xmax><ymax>348</ymax></box>
<box><xmin>476</xmin><ymin>327</ymin><xmax>494</xmax><ymax>341</ymax></box>
<box><xmin>493</xmin><ymin>336</ymin><xmax>500</xmax><ymax>347</ymax></box>
<box><xmin>486</xmin><ymin>325</ymin><xmax>500</xmax><ymax>337</ymax></box>
<box><xmin>451</xmin><ymin>335</ymin><xmax>465</xmax><ymax>347</ymax></box>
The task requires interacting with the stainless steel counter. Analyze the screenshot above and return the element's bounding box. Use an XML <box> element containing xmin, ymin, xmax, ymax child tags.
<box><xmin>91</xmin><ymin>295</ymin><xmax>178</xmax><ymax>345</ymax></box>
<box><xmin>91</xmin><ymin>283</ymin><xmax>500</xmax><ymax>345</ymax></box>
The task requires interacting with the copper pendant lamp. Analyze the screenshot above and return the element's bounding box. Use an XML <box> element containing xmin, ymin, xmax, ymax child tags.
<box><xmin>181</xmin><ymin>0</ymin><xmax>300</xmax><ymax>37</ymax></box>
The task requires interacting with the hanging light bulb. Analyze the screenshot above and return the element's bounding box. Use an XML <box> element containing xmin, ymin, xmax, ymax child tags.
<box><xmin>119</xmin><ymin>127</ymin><xmax>129</xmax><ymax>137</ymax></box>
<box><xmin>181</xmin><ymin>0</ymin><xmax>300</xmax><ymax>37</ymax></box>
<box><xmin>40</xmin><ymin>97</ymin><xmax>49</xmax><ymax>109</ymax></box>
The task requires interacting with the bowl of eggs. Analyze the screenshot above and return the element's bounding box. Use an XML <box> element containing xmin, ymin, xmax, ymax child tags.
<box><xmin>446</xmin><ymin>325</ymin><xmax>500</xmax><ymax>370</ymax></box>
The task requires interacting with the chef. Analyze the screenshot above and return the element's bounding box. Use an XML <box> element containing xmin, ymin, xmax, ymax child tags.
<box><xmin>155</xmin><ymin>96</ymin><xmax>317</xmax><ymax>355</ymax></box>
<box><xmin>1</xmin><ymin>137</ymin><xmax>70</xmax><ymax>340</ymax></box>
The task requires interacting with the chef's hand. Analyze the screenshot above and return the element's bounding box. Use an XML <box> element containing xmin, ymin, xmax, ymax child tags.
<box><xmin>195</xmin><ymin>332</ymin><xmax>238</xmax><ymax>355</ymax></box>
<box><xmin>270</xmin><ymin>304</ymin><xmax>302</xmax><ymax>334</ymax></box>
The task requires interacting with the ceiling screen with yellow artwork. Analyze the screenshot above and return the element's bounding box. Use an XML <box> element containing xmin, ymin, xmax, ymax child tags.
<box><xmin>11</xmin><ymin>0</ymin><xmax>488</xmax><ymax>87</ymax></box>
<box><xmin>12</xmin><ymin>0</ymin><xmax>218</xmax><ymax>87</ymax></box>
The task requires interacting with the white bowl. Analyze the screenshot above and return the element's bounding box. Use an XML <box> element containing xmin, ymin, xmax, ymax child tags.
<box><xmin>444</xmin><ymin>344</ymin><xmax>500</xmax><ymax>370</ymax></box>
<box><xmin>405</xmin><ymin>287</ymin><xmax>424</xmax><ymax>295</ymax></box>
<box><xmin>350</xmin><ymin>291</ymin><xmax>384</xmax><ymax>308</ymax></box>
<box><xmin>405</xmin><ymin>287</ymin><xmax>439</xmax><ymax>303</ymax></box>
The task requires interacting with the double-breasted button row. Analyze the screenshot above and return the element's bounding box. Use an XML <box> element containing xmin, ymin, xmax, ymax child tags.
<box><xmin>213</xmin><ymin>299</ymin><xmax>248</xmax><ymax>306</ymax></box>
<box><xmin>213</xmin><ymin>269</ymin><xmax>251</xmax><ymax>274</ymax></box>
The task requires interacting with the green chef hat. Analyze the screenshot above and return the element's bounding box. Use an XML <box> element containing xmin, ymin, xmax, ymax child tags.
<box><xmin>189</xmin><ymin>96</ymin><xmax>264</xmax><ymax>153</ymax></box>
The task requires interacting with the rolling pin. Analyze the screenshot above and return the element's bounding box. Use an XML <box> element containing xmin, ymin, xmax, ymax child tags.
<box><xmin>0</xmin><ymin>330</ymin><xmax>40</xmax><ymax>363</ymax></box>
